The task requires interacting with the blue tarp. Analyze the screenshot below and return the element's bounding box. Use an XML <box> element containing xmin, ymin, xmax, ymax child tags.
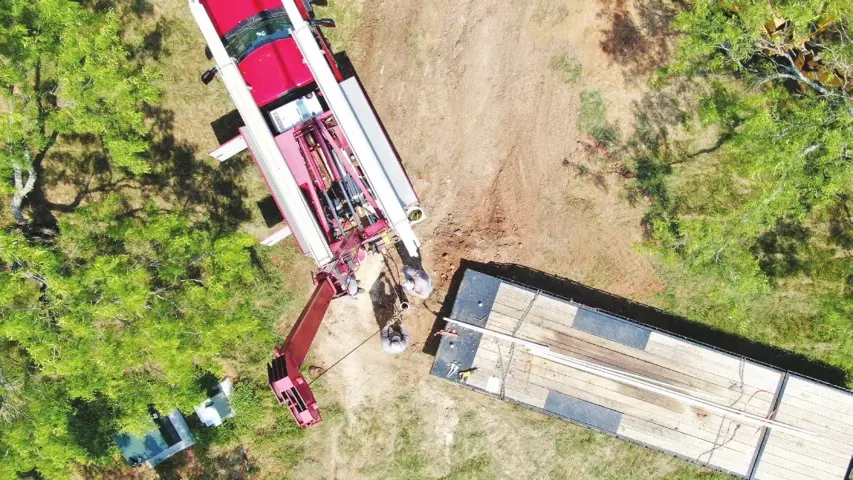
<box><xmin>114</xmin><ymin>411</ymin><xmax>194</xmax><ymax>467</ymax></box>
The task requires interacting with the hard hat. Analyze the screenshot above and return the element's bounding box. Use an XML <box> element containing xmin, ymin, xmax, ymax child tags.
<box><xmin>402</xmin><ymin>280</ymin><xmax>415</xmax><ymax>291</ymax></box>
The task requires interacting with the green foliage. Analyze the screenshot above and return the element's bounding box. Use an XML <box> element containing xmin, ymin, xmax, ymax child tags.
<box><xmin>443</xmin><ymin>411</ymin><xmax>497</xmax><ymax>480</ymax></box>
<box><xmin>662</xmin><ymin>467</ymin><xmax>731</xmax><ymax>480</ymax></box>
<box><xmin>667</xmin><ymin>0</ymin><xmax>853</xmax><ymax>92</ymax></box>
<box><xmin>550</xmin><ymin>54</ymin><xmax>583</xmax><ymax>84</ymax></box>
<box><xmin>0</xmin><ymin>0</ymin><xmax>159</xmax><ymax>216</ymax></box>
<box><xmin>0</xmin><ymin>198</ymin><xmax>285</xmax><ymax>477</ymax></box>
<box><xmin>634</xmin><ymin>2</ymin><xmax>853</xmax><ymax>373</ymax></box>
<box><xmin>579</xmin><ymin>90</ymin><xmax>620</xmax><ymax>147</ymax></box>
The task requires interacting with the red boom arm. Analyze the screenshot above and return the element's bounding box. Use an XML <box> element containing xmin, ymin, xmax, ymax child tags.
<box><xmin>267</xmin><ymin>275</ymin><xmax>336</xmax><ymax>428</ymax></box>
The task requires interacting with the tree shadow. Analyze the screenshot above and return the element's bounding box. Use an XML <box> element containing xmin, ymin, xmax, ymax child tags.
<box><xmin>426</xmin><ymin>259</ymin><xmax>848</xmax><ymax>386</ymax></box>
<box><xmin>751</xmin><ymin>218</ymin><xmax>812</xmax><ymax>278</ymax></box>
<box><xmin>155</xmin><ymin>448</ymin><xmax>204</xmax><ymax>480</ymax></box>
<box><xmin>564</xmin><ymin>159</ymin><xmax>611</xmax><ymax>192</ymax></box>
<box><xmin>621</xmin><ymin>86</ymin><xmax>692</xmax><ymax>213</ymax></box>
<box><xmin>28</xmin><ymin>104</ymin><xmax>252</xmax><ymax>235</ymax></box>
<box><xmin>139</xmin><ymin>104</ymin><xmax>252</xmax><ymax>232</ymax></box>
<box><xmin>14</xmin><ymin>4</ymin><xmax>247</xmax><ymax>235</ymax></box>
<box><xmin>67</xmin><ymin>394</ymin><xmax>121</xmax><ymax>460</ymax></box>
<box><xmin>200</xmin><ymin>445</ymin><xmax>250</xmax><ymax>480</ymax></box>
<box><xmin>828</xmin><ymin>195</ymin><xmax>853</xmax><ymax>251</ymax></box>
<box><xmin>597</xmin><ymin>0</ymin><xmax>684</xmax><ymax>78</ymax></box>
<box><xmin>145</xmin><ymin>134</ymin><xmax>252</xmax><ymax>232</ymax></box>
<box><xmin>133</xmin><ymin>17</ymin><xmax>173</xmax><ymax>61</ymax></box>
<box><xmin>83</xmin><ymin>0</ymin><xmax>154</xmax><ymax>17</ymax></box>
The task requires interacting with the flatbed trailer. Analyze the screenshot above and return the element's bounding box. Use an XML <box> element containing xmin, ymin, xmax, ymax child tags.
<box><xmin>432</xmin><ymin>270</ymin><xmax>853</xmax><ymax>480</ymax></box>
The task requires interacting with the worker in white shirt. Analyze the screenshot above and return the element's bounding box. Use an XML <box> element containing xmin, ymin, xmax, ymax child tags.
<box><xmin>401</xmin><ymin>266</ymin><xmax>432</xmax><ymax>298</ymax></box>
<box><xmin>381</xmin><ymin>320</ymin><xmax>410</xmax><ymax>354</ymax></box>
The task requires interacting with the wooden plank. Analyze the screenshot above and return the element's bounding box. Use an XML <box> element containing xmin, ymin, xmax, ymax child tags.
<box><xmin>522</xmin><ymin>311</ymin><xmax>581</xmax><ymax>337</ymax></box>
<box><xmin>751</xmin><ymin>472</ymin><xmax>791</xmax><ymax>480</ymax></box>
<box><xmin>465</xmin><ymin>368</ymin><xmax>495</xmax><ymax>391</ymax></box>
<box><xmin>758</xmin><ymin>442</ymin><xmax>848</xmax><ymax>478</ymax></box>
<box><xmin>481</xmin><ymin>314</ymin><xmax>778</xmax><ymax>425</ymax></box>
<box><xmin>753</xmin><ymin>455</ymin><xmax>832</xmax><ymax>480</ymax></box>
<box><xmin>540</xmin><ymin>341</ymin><xmax>774</xmax><ymax>418</ymax></box>
<box><xmin>773</xmin><ymin>398</ymin><xmax>853</xmax><ymax>439</ymax></box>
<box><xmin>474</xmin><ymin>344</ymin><xmax>535</xmax><ymax>383</ymax></box>
<box><xmin>620</xmin><ymin>413</ymin><xmax>751</xmax><ymax>461</ymax></box>
<box><xmin>531</xmin><ymin>294</ymin><xmax>578</xmax><ymax>319</ymax></box>
<box><xmin>528</xmin><ymin>359</ymin><xmax>765</xmax><ymax>454</ymax></box>
<box><xmin>772</xmin><ymin>408</ymin><xmax>853</xmax><ymax>448</ymax></box>
<box><xmin>755</xmin><ymin>430</ymin><xmax>853</xmax><ymax>468</ymax></box>
<box><xmin>786</xmin><ymin>375</ymin><xmax>853</xmax><ymax>405</ymax></box>
<box><xmin>775</xmin><ymin>392</ymin><xmax>853</xmax><ymax>430</ymax></box>
<box><xmin>490</xmin><ymin>302</ymin><xmax>527</xmax><ymax>321</ymax></box>
<box><xmin>527</xmin><ymin>361</ymin><xmax>762</xmax><ymax>451</ymax></box>
<box><xmin>476</xmin><ymin>333</ymin><xmax>525</xmax><ymax>355</ymax></box>
<box><xmin>646</xmin><ymin>333</ymin><xmax>782</xmax><ymax>393</ymax></box>
<box><xmin>512</xmin><ymin>321</ymin><xmax>777</xmax><ymax>413</ymax></box>
<box><xmin>472</xmin><ymin>347</ymin><xmax>529</xmax><ymax>380</ymax></box>
<box><xmin>645</xmin><ymin>332</ymin><xmax>782</xmax><ymax>392</ymax></box>
<box><xmin>467</xmin><ymin>359</ymin><xmax>532</xmax><ymax>392</ymax></box>
<box><xmin>618</xmin><ymin>416</ymin><xmax>752</xmax><ymax>475</ymax></box>
<box><xmin>782</xmin><ymin>375</ymin><xmax>853</xmax><ymax>417</ymax></box>
<box><xmin>526</xmin><ymin>300</ymin><xmax>578</xmax><ymax>325</ymax></box>
<box><xmin>519</xmin><ymin>322</ymin><xmax>774</xmax><ymax>401</ymax></box>
<box><xmin>504</xmin><ymin>383</ymin><xmax>549</xmax><ymax>409</ymax></box>
<box><xmin>485</xmin><ymin>312</ymin><xmax>521</xmax><ymax>332</ymax></box>
<box><xmin>467</xmin><ymin>348</ymin><xmax>548</xmax><ymax>408</ymax></box>
<box><xmin>496</xmin><ymin>282</ymin><xmax>537</xmax><ymax>302</ymax></box>
<box><xmin>494</xmin><ymin>285</ymin><xmax>536</xmax><ymax>312</ymax></box>
<box><xmin>645</xmin><ymin>336</ymin><xmax>782</xmax><ymax>394</ymax></box>
<box><xmin>455</xmin><ymin>327</ymin><xmax>784</xmax><ymax>479</ymax></box>
<box><xmin>512</xmin><ymin>317</ymin><xmax>779</xmax><ymax>395</ymax></box>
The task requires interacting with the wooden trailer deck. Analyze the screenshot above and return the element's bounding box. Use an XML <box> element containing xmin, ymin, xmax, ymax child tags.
<box><xmin>430</xmin><ymin>270</ymin><xmax>853</xmax><ymax>479</ymax></box>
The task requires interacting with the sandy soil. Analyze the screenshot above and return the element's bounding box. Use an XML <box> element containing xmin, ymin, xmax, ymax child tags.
<box><xmin>310</xmin><ymin>0</ymin><xmax>666</xmax><ymax>391</ymax></box>
<box><xmin>354</xmin><ymin>0</ymin><xmax>662</xmax><ymax>299</ymax></box>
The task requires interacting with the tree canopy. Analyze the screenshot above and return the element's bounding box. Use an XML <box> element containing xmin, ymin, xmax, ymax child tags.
<box><xmin>0</xmin><ymin>0</ymin><xmax>158</xmax><ymax>224</ymax></box>
<box><xmin>635</xmin><ymin>0</ymin><xmax>853</xmax><ymax>370</ymax></box>
<box><xmin>0</xmin><ymin>2</ymin><xmax>293</xmax><ymax>478</ymax></box>
<box><xmin>668</xmin><ymin>0</ymin><xmax>853</xmax><ymax>95</ymax></box>
<box><xmin>0</xmin><ymin>197</ymin><xmax>283</xmax><ymax>477</ymax></box>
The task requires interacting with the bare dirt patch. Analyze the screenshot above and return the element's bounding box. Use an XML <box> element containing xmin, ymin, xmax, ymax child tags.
<box><xmin>348</xmin><ymin>0</ymin><xmax>665</xmax><ymax>300</ymax></box>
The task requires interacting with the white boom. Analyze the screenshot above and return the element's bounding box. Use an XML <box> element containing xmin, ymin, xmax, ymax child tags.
<box><xmin>188</xmin><ymin>0</ymin><xmax>334</xmax><ymax>266</ymax></box>
<box><xmin>281</xmin><ymin>0</ymin><xmax>421</xmax><ymax>258</ymax></box>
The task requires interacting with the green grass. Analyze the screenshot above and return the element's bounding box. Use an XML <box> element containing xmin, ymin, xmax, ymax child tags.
<box><xmin>315</xmin><ymin>0</ymin><xmax>366</xmax><ymax>52</ymax></box>
<box><xmin>550</xmin><ymin>54</ymin><xmax>583</xmax><ymax>84</ymax></box>
<box><xmin>531</xmin><ymin>4</ymin><xmax>571</xmax><ymax>25</ymax></box>
<box><xmin>663</xmin><ymin>469</ymin><xmax>733</xmax><ymax>480</ymax></box>
<box><xmin>579</xmin><ymin>90</ymin><xmax>620</xmax><ymax>147</ymax></box>
<box><xmin>443</xmin><ymin>411</ymin><xmax>497</xmax><ymax>480</ymax></box>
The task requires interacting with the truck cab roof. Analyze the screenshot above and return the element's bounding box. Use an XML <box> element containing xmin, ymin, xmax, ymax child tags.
<box><xmin>200</xmin><ymin>0</ymin><xmax>314</xmax><ymax>107</ymax></box>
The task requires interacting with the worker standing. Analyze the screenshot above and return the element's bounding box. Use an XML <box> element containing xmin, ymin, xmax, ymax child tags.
<box><xmin>401</xmin><ymin>266</ymin><xmax>432</xmax><ymax>298</ymax></box>
<box><xmin>381</xmin><ymin>320</ymin><xmax>410</xmax><ymax>354</ymax></box>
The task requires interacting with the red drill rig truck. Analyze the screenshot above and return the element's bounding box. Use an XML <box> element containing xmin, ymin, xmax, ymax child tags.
<box><xmin>189</xmin><ymin>0</ymin><xmax>426</xmax><ymax>428</ymax></box>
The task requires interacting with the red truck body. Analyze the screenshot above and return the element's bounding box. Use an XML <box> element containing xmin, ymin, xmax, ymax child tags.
<box><xmin>200</xmin><ymin>0</ymin><xmax>336</xmax><ymax>107</ymax></box>
<box><xmin>193</xmin><ymin>0</ymin><xmax>423</xmax><ymax>429</ymax></box>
